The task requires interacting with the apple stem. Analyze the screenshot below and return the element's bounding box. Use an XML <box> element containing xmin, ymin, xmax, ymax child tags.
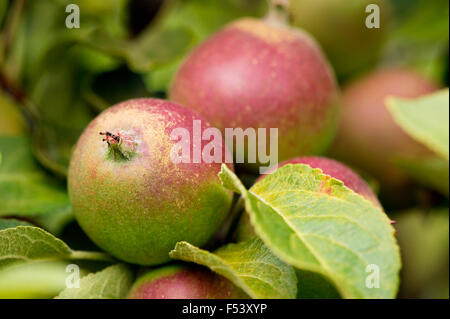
<box><xmin>100</xmin><ymin>131</ymin><xmax>138</xmax><ymax>161</ymax></box>
<box><xmin>265</xmin><ymin>0</ymin><xmax>290</xmax><ymax>27</ymax></box>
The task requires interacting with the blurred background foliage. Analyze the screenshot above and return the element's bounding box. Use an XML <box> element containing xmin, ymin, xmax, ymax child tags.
<box><xmin>0</xmin><ymin>0</ymin><xmax>448</xmax><ymax>298</ymax></box>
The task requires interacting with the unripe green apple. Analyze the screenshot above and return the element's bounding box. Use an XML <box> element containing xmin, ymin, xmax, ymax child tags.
<box><xmin>170</xmin><ymin>18</ymin><xmax>340</xmax><ymax>172</ymax></box>
<box><xmin>68</xmin><ymin>98</ymin><xmax>233</xmax><ymax>265</ymax></box>
<box><xmin>127</xmin><ymin>264</ymin><xmax>248</xmax><ymax>299</ymax></box>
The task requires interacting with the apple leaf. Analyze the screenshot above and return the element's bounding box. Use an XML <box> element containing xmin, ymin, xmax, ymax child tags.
<box><xmin>145</xmin><ymin>0</ymin><xmax>267</xmax><ymax>92</ymax></box>
<box><xmin>395</xmin><ymin>156</ymin><xmax>449</xmax><ymax>196</ymax></box>
<box><xmin>380</xmin><ymin>0</ymin><xmax>449</xmax><ymax>83</ymax></box>
<box><xmin>28</xmin><ymin>206</ymin><xmax>75</xmax><ymax>235</ymax></box>
<box><xmin>0</xmin><ymin>218</ymin><xmax>34</xmax><ymax>230</ymax></box>
<box><xmin>295</xmin><ymin>269</ymin><xmax>341</xmax><ymax>299</ymax></box>
<box><xmin>395</xmin><ymin>208</ymin><xmax>449</xmax><ymax>298</ymax></box>
<box><xmin>0</xmin><ymin>136</ymin><xmax>70</xmax><ymax>217</ymax></box>
<box><xmin>55</xmin><ymin>264</ymin><xmax>134</xmax><ymax>299</ymax></box>
<box><xmin>169</xmin><ymin>238</ymin><xmax>297</xmax><ymax>299</ymax></box>
<box><xmin>30</xmin><ymin>47</ymin><xmax>96</xmax><ymax>177</ymax></box>
<box><xmin>387</xmin><ymin>88</ymin><xmax>449</xmax><ymax>160</ymax></box>
<box><xmin>0</xmin><ymin>226</ymin><xmax>72</xmax><ymax>268</ymax></box>
<box><xmin>219</xmin><ymin>164</ymin><xmax>401</xmax><ymax>298</ymax></box>
<box><xmin>0</xmin><ymin>226</ymin><xmax>114</xmax><ymax>269</ymax></box>
<box><xmin>0</xmin><ymin>261</ymin><xmax>75</xmax><ymax>299</ymax></box>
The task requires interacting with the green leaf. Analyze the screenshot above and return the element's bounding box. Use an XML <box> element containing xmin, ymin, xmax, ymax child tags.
<box><xmin>126</xmin><ymin>26</ymin><xmax>195</xmax><ymax>73</ymax></box>
<box><xmin>0</xmin><ymin>218</ymin><xmax>33</xmax><ymax>231</ymax></box>
<box><xmin>14</xmin><ymin>0</ymin><xmax>134</xmax><ymax>176</ymax></box>
<box><xmin>30</xmin><ymin>206</ymin><xmax>75</xmax><ymax>235</ymax></box>
<box><xmin>12</xmin><ymin>0</ymin><xmax>128</xmax><ymax>87</ymax></box>
<box><xmin>68</xmin><ymin>0</ymin><xmax>129</xmax><ymax>39</ymax></box>
<box><xmin>169</xmin><ymin>238</ymin><xmax>297</xmax><ymax>299</ymax></box>
<box><xmin>0</xmin><ymin>261</ymin><xmax>77</xmax><ymax>299</ymax></box>
<box><xmin>145</xmin><ymin>0</ymin><xmax>267</xmax><ymax>92</ymax></box>
<box><xmin>0</xmin><ymin>226</ymin><xmax>114</xmax><ymax>269</ymax></box>
<box><xmin>0</xmin><ymin>90</ymin><xmax>27</xmax><ymax>136</ymax></box>
<box><xmin>75</xmin><ymin>23</ymin><xmax>194</xmax><ymax>75</ymax></box>
<box><xmin>0</xmin><ymin>226</ymin><xmax>72</xmax><ymax>268</ymax></box>
<box><xmin>0</xmin><ymin>0</ymin><xmax>7</xmax><ymax>26</ymax></box>
<box><xmin>395</xmin><ymin>208</ymin><xmax>449</xmax><ymax>298</ymax></box>
<box><xmin>381</xmin><ymin>0</ymin><xmax>449</xmax><ymax>82</ymax></box>
<box><xmin>395</xmin><ymin>156</ymin><xmax>449</xmax><ymax>196</ymax></box>
<box><xmin>219</xmin><ymin>164</ymin><xmax>401</xmax><ymax>299</ymax></box>
<box><xmin>295</xmin><ymin>269</ymin><xmax>340</xmax><ymax>299</ymax></box>
<box><xmin>387</xmin><ymin>89</ymin><xmax>449</xmax><ymax>160</ymax></box>
<box><xmin>162</xmin><ymin>0</ymin><xmax>267</xmax><ymax>40</ymax></box>
<box><xmin>30</xmin><ymin>46</ymin><xmax>95</xmax><ymax>177</ymax></box>
<box><xmin>84</xmin><ymin>66</ymin><xmax>150</xmax><ymax>112</ymax></box>
<box><xmin>0</xmin><ymin>136</ymin><xmax>70</xmax><ymax>216</ymax></box>
<box><xmin>56</xmin><ymin>264</ymin><xmax>134</xmax><ymax>299</ymax></box>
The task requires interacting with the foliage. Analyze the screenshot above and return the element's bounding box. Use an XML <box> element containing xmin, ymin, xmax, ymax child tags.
<box><xmin>170</xmin><ymin>238</ymin><xmax>297</xmax><ymax>299</ymax></box>
<box><xmin>0</xmin><ymin>0</ymin><xmax>447</xmax><ymax>299</ymax></box>
<box><xmin>219</xmin><ymin>164</ymin><xmax>401</xmax><ymax>298</ymax></box>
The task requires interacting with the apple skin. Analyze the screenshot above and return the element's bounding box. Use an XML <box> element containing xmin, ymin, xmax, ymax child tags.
<box><xmin>170</xmin><ymin>18</ymin><xmax>340</xmax><ymax>171</ymax></box>
<box><xmin>68</xmin><ymin>98</ymin><xmax>233</xmax><ymax>266</ymax></box>
<box><xmin>236</xmin><ymin>156</ymin><xmax>381</xmax><ymax>241</ymax></box>
<box><xmin>329</xmin><ymin>68</ymin><xmax>438</xmax><ymax>197</ymax></box>
<box><xmin>127</xmin><ymin>264</ymin><xmax>248</xmax><ymax>299</ymax></box>
<box><xmin>289</xmin><ymin>0</ymin><xmax>392</xmax><ymax>78</ymax></box>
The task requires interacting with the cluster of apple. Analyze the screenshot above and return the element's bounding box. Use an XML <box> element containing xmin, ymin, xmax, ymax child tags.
<box><xmin>68</xmin><ymin>1</ymin><xmax>436</xmax><ymax>298</ymax></box>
